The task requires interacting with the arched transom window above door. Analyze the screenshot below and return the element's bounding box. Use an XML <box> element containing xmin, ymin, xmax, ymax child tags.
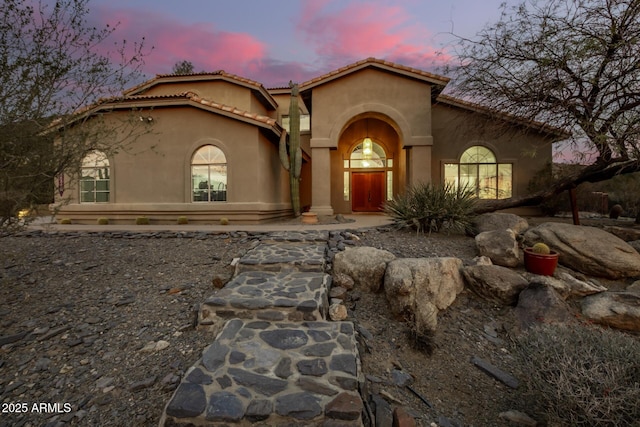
<box><xmin>191</xmin><ymin>145</ymin><xmax>227</xmax><ymax>202</ymax></box>
<box><xmin>347</xmin><ymin>139</ymin><xmax>388</xmax><ymax>168</ymax></box>
<box><xmin>444</xmin><ymin>145</ymin><xmax>512</xmax><ymax>199</ymax></box>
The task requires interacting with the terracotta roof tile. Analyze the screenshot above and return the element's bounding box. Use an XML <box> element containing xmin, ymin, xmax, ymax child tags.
<box><xmin>435</xmin><ymin>94</ymin><xmax>569</xmax><ymax>138</ymax></box>
<box><xmin>300</xmin><ymin>57</ymin><xmax>449</xmax><ymax>89</ymax></box>
<box><xmin>124</xmin><ymin>70</ymin><xmax>267</xmax><ymax>96</ymax></box>
<box><xmin>66</xmin><ymin>91</ymin><xmax>278</xmax><ymax>129</ymax></box>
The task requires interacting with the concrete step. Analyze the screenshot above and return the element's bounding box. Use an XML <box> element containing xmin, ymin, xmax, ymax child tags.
<box><xmin>236</xmin><ymin>242</ymin><xmax>327</xmax><ymax>273</ymax></box>
<box><xmin>198</xmin><ymin>271</ymin><xmax>330</xmax><ymax>334</ymax></box>
<box><xmin>160</xmin><ymin>319</ymin><xmax>364</xmax><ymax>426</ymax></box>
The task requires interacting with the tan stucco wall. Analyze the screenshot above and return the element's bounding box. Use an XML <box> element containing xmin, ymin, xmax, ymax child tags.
<box><xmin>431</xmin><ymin>104</ymin><xmax>554</xmax><ymax>197</ymax></box>
<box><xmin>308</xmin><ymin>68</ymin><xmax>433</xmax><ymax>149</ymax></box>
<box><xmin>56</xmin><ymin>105</ymin><xmax>291</xmax><ymax>223</ymax></box>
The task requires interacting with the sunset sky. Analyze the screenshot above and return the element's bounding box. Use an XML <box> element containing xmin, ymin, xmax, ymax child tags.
<box><xmin>90</xmin><ymin>0</ymin><xmax>515</xmax><ymax>87</ymax></box>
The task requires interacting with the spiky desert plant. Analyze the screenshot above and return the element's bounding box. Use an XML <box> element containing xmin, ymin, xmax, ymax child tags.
<box><xmin>384</xmin><ymin>182</ymin><xmax>476</xmax><ymax>234</ymax></box>
<box><xmin>135</xmin><ymin>216</ymin><xmax>149</xmax><ymax>225</ymax></box>
<box><xmin>177</xmin><ymin>216</ymin><xmax>188</xmax><ymax>225</ymax></box>
<box><xmin>97</xmin><ymin>217</ymin><xmax>109</xmax><ymax>225</ymax></box>
<box><xmin>279</xmin><ymin>82</ymin><xmax>302</xmax><ymax>217</ymax></box>
<box><xmin>531</xmin><ymin>242</ymin><xmax>551</xmax><ymax>254</ymax></box>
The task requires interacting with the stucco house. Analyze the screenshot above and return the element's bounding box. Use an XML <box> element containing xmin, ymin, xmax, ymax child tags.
<box><xmin>54</xmin><ymin>58</ymin><xmax>564</xmax><ymax>224</ymax></box>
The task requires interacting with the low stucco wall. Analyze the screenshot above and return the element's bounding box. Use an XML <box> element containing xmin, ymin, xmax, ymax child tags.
<box><xmin>54</xmin><ymin>202</ymin><xmax>293</xmax><ymax>225</ymax></box>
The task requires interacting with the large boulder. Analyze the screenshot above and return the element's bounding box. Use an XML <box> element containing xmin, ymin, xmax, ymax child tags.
<box><xmin>475</xmin><ymin>229</ymin><xmax>520</xmax><ymax>267</ymax></box>
<box><xmin>514</xmin><ymin>283</ymin><xmax>572</xmax><ymax>330</ymax></box>
<box><xmin>473</xmin><ymin>213</ymin><xmax>529</xmax><ymax>235</ymax></box>
<box><xmin>524</xmin><ymin>222</ymin><xmax>640</xmax><ymax>279</ymax></box>
<box><xmin>333</xmin><ymin>247</ymin><xmax>395</xmax><ymax>292</ymax></box>
<box><xmin>384</xmin><ymin>258</ymin><xmax>464</xmax><ymax>332</ymax></box>
<box><xmin>461</xmin><ymin>265</ymin><xmax>528</xmax><ymax>305</ymax></box>
<box><xmin>523</xmin><ymin>270</ymin><xmax>607</xmax><ymax>299</ymax></box>
<box><xmin>603</xmin><ymin>226</ymin><xmax>640</xmax><ymax>242</ymax></box>
<box><xmin>581</xmin><ymin>292</ymin><xmax>640</xmax><ymax>332</ymax></box>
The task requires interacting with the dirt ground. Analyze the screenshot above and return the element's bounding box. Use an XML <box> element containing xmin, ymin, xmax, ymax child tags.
<box><xmin>1</xmin><ymin>215</ymin><xmax>638</xmax><ymax>426</ymax></box>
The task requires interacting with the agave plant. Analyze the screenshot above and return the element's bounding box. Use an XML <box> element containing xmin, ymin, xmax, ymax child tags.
<box><xmin>384</xmin><ymin>182</ymin><xmax>477</xmax><ymax>234</ymax></box>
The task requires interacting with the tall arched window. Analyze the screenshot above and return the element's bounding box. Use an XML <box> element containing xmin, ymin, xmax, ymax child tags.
<box><xmin>80</xmin><ymin>151</ymin><xmax>110</xmax><ymax>202</ymax></box>
<box><xmin>192</xmin><ymin>145</ymin><xmax>227</xmax><ymax>202</ymax></box>
<box><xmin>444</xmin><ymin>145</ymin><xmax>512</xmax><ymax>199</ymax></box>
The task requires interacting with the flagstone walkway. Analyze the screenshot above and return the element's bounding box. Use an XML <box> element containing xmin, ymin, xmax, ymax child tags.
<box><xmin>160</xmin><ymin>231</ymin><xmax>364</xmax><ymax>426</ymax></box>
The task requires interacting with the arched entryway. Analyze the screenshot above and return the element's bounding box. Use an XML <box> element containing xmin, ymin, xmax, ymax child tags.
<box><xmin>336</xmin><ymin>117</ymin><xmax>401</xmax><ymax>213</ymax></box>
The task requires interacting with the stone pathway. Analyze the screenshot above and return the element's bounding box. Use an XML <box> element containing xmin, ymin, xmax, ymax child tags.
<box><xmin>160</xmin><ymin>231</ymin><xmax>364</xmax><ymax>426</ymax></box>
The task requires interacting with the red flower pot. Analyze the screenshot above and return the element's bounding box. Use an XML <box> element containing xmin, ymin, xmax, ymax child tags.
<box><xmin>523</xmin><ymin>247</ymin><xmax>559</xmax><ymax>276</ymax></box>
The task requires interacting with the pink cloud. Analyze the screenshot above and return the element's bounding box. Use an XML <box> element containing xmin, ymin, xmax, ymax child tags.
<box><xmin>89</xmin><ymin>6</ymin><xmax>267</xmax><ymax>78</ymax></box>
<box><xmin>297</xmin><ymin>0</ymin><xmax>450</xmax><ymax>71</ymax></box>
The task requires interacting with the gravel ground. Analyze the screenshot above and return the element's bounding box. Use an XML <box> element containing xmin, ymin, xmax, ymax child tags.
<box><xmin>0</xmin><ymin>225</ymin><xmax>549</xmax><ymax>426</ymax></box>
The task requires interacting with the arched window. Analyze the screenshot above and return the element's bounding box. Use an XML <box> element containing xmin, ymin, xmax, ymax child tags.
<box><xmin>444</xmin><ymin>145</ymin><xmax>512</xmax><ymax>199</ymax></box>
<box><xmin>80</xmin><ymin>151</ymin><xmax>110</xmax><ymax>202</ymax></box>
<box><xmin>349</xmin><ymin>140</ymin><xmax>387</xmax><ymax>168</ymax></box>
<box><xmin>192</xmin><ymin>145</ymin><xmax>227</xmax><ymax>202</ymax></box>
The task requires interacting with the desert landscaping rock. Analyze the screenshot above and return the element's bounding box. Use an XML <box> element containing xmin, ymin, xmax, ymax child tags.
<box><xmin>473</xmin><ymin>212</ymin><xmax>529</xmax><ymax>235</ymax></box>
<box><xmin>384</xmin><ymin>257</ymin><xmax>464</xmax><ymax>332</ymax></box>
<box><xmin>461</xmin><ymin>264</ymin><xmax>529</xmax><ymax>305</ymax></box>
<box><xmin>514</xmin><ymin>283</ymin><xmax>573</xmax><ymax>330</ymax></box>
<box><xmin>581</xmin><ymin>291</ymin><xmax>640</xmax><ymax>331</ymax></box>
<box><xmin>333</xmin><ymin>246</ymin><xmax>395</xmax><ymax>292</ymax></box>
<box><xmin>523</xmin><ymin>270</ymin><xmax>607</xmax><ymax>298</ymax></box>
<box><xmin>475</xmin><ymin>229</ymin><xmax>520</xmax><ymax>267</ymax></box>
<box><xmin>524</xmin><ymin>222</ymin><xmax>640</xmax><ymax>279</ymax></box>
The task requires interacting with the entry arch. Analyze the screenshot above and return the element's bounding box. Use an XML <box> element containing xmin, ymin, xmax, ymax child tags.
<box><xmin>336</xmin><ymin>115</ymin><xmax>400</xmax><ymax>213</ymax></box>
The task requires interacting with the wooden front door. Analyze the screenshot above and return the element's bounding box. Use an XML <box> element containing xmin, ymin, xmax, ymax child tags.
<box><xmin>352</xmin><ymin>172</ymin><xmax>385</xmax><ymax>212</ymax></box>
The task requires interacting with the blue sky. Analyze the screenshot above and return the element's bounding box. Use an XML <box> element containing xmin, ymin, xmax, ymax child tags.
<box><xmin>90</xmin><ymin>0</ymin><xmax>515</xmax><ymax>87</ymax></box>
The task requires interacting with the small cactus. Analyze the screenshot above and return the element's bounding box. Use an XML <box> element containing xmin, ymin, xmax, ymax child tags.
<box><xmin>59</xmin><ymin>218</ymin><xmax>72</xmax><ymax>225</ymax></box>
<box><xmin>136</xmin><ymin>216</ymin><xmax>150</xmax><ymax>225</ymax></box>
<box><xmin>177</xmin><ymin>216</ymin><xmax>188</xmax><ymax>225</ymax></box>
<box><xmin>97</xmin><ymin>217</ymin><xmax>109</xmax><ymax>225</ymax></box>
<box><xmin>531</xmin><ymin>242</ymin><xmax>551</xmax><ymax>254</ymax></box>
<box><xmin>220</xmin><ymin>217</ymin><xmax>229</xmax><ymax>225</ymax></box>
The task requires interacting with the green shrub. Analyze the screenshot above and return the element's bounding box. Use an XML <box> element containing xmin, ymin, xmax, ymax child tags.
<box><xmin>177</xmin><ymin>216</ymin><xmax>188</xmax><ymax>225</ymax></box>
<box><xmin>135</xmin><ymin>216</ymin><xmax>150</xmax><ymax>225</ymax></box>
<box><xmin>97</xmin><ymin>217</ymin><xmax>109</xmax><ymax>225</ymax></box>
<box><xmin>59</xmin><ymin>218</ymin><xmax>72</xmax><ymax>225</ymax></box>
<box><xmin>384</xmin><ymin>182</ymin><xmax>476</xmax><ymax>233</ymax></box>
<box><xmin>219</xmin><ymin>217</ymin><xmax>229</xmax><ymax>225</ymax></box>
<box><xmin>513</xmin><ymin>323</ymin><xmax>640</xmax><ymax>426</ymax></box>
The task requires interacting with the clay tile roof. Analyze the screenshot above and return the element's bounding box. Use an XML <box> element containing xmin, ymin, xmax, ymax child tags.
<box><xmin>124</xmin><ymin>70</ymin><xmax>267</xmax><ymax>96</ymax></box>
<box><xmin>181</xmin><ymin>92</ymin><xmax>277</xmax><ymax>127</ymax></box>
<box><xmin>58</xmin><ymin>91</ymin><xmax>279</xmax><ymax>131</ymax></box>
<box><xmin>435</xmin><ymin>94</ymin><xmax>570</xmax><ymax>138</ymax></box>
<box><xmin>300</xmin><ymin>57</ymin><xmax>450</xmax><ymax>91</ymax></box>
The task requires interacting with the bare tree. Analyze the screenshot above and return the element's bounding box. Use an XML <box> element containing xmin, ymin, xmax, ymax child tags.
<box><xmin>0</xmin><ymin>0</ymin><xmax>150</xmax><ymax>227</ymax></box>
<box><xmin>447</xmin><ymin>0</ymin><xmax>640</xmax><ymax>213</ymax></box>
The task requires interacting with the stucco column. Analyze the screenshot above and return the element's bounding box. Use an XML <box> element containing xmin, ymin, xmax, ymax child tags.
<box><xmin>409</xmin><ymin>145</ymin><xmax>432</xmax><ymax>185</ymax></box>
<box><xmin>310</xmin><ymin>147</ymin><xmax>334</xmax><ymax>215</ymax></box>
